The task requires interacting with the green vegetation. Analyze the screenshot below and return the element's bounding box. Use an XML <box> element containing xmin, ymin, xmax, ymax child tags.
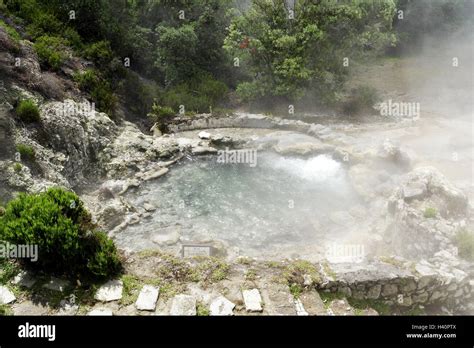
<box><xmin>0</xmin><ymin>304</ymin><xmax>13</xmax><ymax>316</ymax></box>
<box><xmin>16</xmin><ymin>99</ymin><xmax>40</xmax><ymax>123</ymax></box>
<box><xmin>289</xmin><ymin>283</ymin><xmax>303</xmax><ymax>299</ymax></box>
<box><xmin>347</xmin><ymin>297</ymin><xmax>391</xmax><ymax>315</ymax></box>
<box><xmin>423</xmin><ymin>207</ymin><xmax>438</xmax><ymax>218</ymax></box>
<box><xmin>2</xmin><ymin>0</ymin><xmax>472</xmax><ymax>122</ymax></box>
<box><xmin>33</xmin><ymin>35</ymin><xmax>68</xmax><ymax>70</ymax></box>
<box><xmin>454</xmin><ymin>229</ymin><xmax>474</xmax><ymax>261</ymax></box>
<box><xmin>16</xmin><ymin>144</ymin><xmax>35</xmax><ymax>161</ymax></box>
<box><xmin>120</xmin><ymin>275</ymin><xmax>141</xmax><ymax>306</ymax></box>
<box><xmin>0</xmin><ymin>187</ymin><xmax>122</xmax><ymax>279</ymax></box>
<box><xmin>0</xmin><ymin>19</ymin><xmax>21</xmax><ymax>44</ymax></box>
<box><xmin>0</xmin><ymin>259</ymin><xmax>19</xmax><ymax>284</ymax></box>
<box><xmin>13</xmin><ymin>163</ymin><xmax>22</xmax><ymax>173</ymax></box>
<box><xmin>74</xmin><ymin>69</ymin><xmax>116</xmax><ymax>115</ymax></box>
<box><xmin>196</xmin><ymin>302</ymin><xmax>210</xmax><ymax>316</ymax></box>
<box><xmin>342</xmin><ymin>86</ymin><xmax>380</xmax><ymax>116</ymax></box>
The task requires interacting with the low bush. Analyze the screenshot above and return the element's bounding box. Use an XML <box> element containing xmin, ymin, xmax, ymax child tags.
<box><xmin>342</xmin><ymin>85</ymin><xmax>379</xmax><ymax>116</ymax></box>
<box><xmin>423</xmin><ymin>207</ymin><xmax>437</xmax><ymax>218</ymax></box>
<box><xmin>16</xmin><ymin>143</ymin><xmax>35</xmax><ymax>161</ymax></box>
<box><xmin>16</xmin><ymin>99</ymin><xmax>40</xmax><ymax>123</ymax></box>
<box><xmin>74</xmin><ymin>69</ymin><xmax>116</xmax><ymax>116</ymax></box>
<box><xmin>0</xmin><ymin>188</ymin><xmax>122</xmax><ymax>279</ymax></box>
<box><xmin>33</xmin><ymin>35</ymin><xmax>68</xmax><ymax>70</ymax></box>
<box><xmin>162</xmin><ymin>75</ymin><xmax>228</xmax><ymax>113</ymax></box>
<box><xmin>454</xmin><ymin>229</ymin><xmax>474</xmax><ymax>261</ymax></box>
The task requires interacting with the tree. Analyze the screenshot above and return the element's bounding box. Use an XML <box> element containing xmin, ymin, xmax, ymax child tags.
<box><xmin>224</xmin><ymin>0</ymin><xmax>397</xmax><ymax>104</ymax></box>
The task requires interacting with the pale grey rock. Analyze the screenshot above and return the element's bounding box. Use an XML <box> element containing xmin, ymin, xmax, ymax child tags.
<box><xmin>170</xmin><ymin>294</ymin><xmax>196</xmax><ymax>315</ymax></box>
<box><xmin>94</xmin><ymin>280</ymin><xmax>123</xmax><ymax>302</ymax></box>
<box><xmin>198</xmin><ymin>131</ymin><xmax>211</xmax><ymax>139</ymax></box>
<box><xmin>135</xmin><ymin>285</ymin><xmax>159</xmax><ymax>311</ymax></box>
<box><xmin>11</xmin><ymin>271</ymin><xmax>36</xmax><ymax>289</ymax></box>
<box><xmin>87</xmin><ymin>308</ymin><xmax>113</xmax><ymax>316</ymax></box>
<box><xmin>242</xmin><ymin>289</ymin><xmax>263</xmax><ymax>312</ymax></box>
<box><xmin>294</xmin><ymin>299</ymin><xmax>308</xmax><ymax>316</ymax></box>
<box><xmin>0</xmin><ymin>286</ymin><xmax>16</xmax><ymax>304</ymax></box>
<box><xmin>209</xmin><ymin>296</ymin><xmax>235</xmax><ymax>316</ymax></box>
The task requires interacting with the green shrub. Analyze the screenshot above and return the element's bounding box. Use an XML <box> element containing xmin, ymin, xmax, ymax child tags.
<box><xmin>423</xmin><ymin>207</ymin><xmax>437</xmax><ymax>218</ymax></box>
<box><xmin>16</xmin><ymin>143</ymin><xmax>35</xmax><ymax>161</ymax></box>
<box><xmin>342</xmin><ymin>85</ymin><xmax>379</xmax><ymax>116</ymax></box>
<box><xmin>0</xmin><ymin>188</ymin><xmax>122</xmax><ymax>279</ymax></box>
<box><xmin>16</xmin><ymin>99</ymin><xmax>40</xmax><ymax>123</ymax></box>
<box><xmin>162</xmin><ymin>75</ymin><xmax>228</xmax><ymax>113</ymax></box>
<box><xmin>74</xmin><ymin>69</ymin><xmax>117</xmax><ymax>116</ymax></box>
<box><xmin>454</xmin><ymin>229</ymin><xmax>474</xmax><ymax>261</ymax></box>
<box><xmin>26</xmin><ymin>12</ymin><xmax>62</xmax><ymax>39</ymax></box>
<box><xmin>84</xmin><ymin>40</ymin><xmax>114</xmax><ymax>67</ymax></box>
<box><xmin>33</xmin><ymin>35</ymin><xmax>68</xmax><ymax>70</ymax></box>
<box><xmin>0</xmin><ymin>19</ymin><xmax>21</xmax><ymax>44</ymax></box>
<box><xmin>13</xmin><ymin>163</ymin><xmax>22</xmax><ymax>173</ymax></box>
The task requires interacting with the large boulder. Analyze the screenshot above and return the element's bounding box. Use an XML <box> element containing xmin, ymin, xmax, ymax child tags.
<box><xmin>40</xmin><ymin>100</ymin><xmax>118</xmax><ymax>185</ymax></box>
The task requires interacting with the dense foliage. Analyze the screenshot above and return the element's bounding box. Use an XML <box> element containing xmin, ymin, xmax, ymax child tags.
<box><xmin>2</xmin><ymin>0</ymin><xmax>472</xmax><ymax>116</ymax></box>
<box><xmin>0</xmin><ymin>188</ymin><xmax>122</xmax><ymax>278</ymax></box>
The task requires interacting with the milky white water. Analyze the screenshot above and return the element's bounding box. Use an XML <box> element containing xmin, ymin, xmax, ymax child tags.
<box><xmin>117</xmin><ymin>152</ymin><xmax>362</xmax><ymax>256</ymax></box>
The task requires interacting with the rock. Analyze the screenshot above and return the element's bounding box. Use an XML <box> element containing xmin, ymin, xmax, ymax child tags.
<box><xmin>209</xmin><ymin>296</ymin><xmax>235</xmax><ymax>316</ymax></box>
<box><xmin>259</xmin><ymin>282</ymin><xmax>295</xmax><ymax>315</ymax></box>
<box><xmin>170</xmin><ymin>294</ymin><xmax>197</xmax><ymax>315</ymax></box>
<box><xmin>142</xmin><ymin>167</ymin><xmax>169</xmax><ymax>181</ymax></box>
<box><xmin>299</xmin><ymin>291</ymin><xmax>327</xmax><ymax>315</ymax></box>
<box><xmin>135</xmin><ymin>285</ymin><xmax>160</xmax><ymax>311</ymax></box>
<box><xmin>88</xmin><ymin>308</ymin><xmax>113</xmax><ymax>316</ymax></box>
<box><xmin>242</xmin><ymin>289</ymin><xmax>263</xmax><ymax>312</ymax></box>
<box><xmin>0</xmin><ymin>286</ymin><xmax>16</xmax><ymax>304</ymax></box>
<box><xmin>150</xmin><ymin>123</ymin><xmax>162</xmax><ymax>137</ymax></box>
<box><xmin>381</xmin><ymin>284</ymin><xmax>398</xmax><ymax>297</ymax></box>
<box><xmin>367</xmin><ymin>284</ymin><xmax>382</xmax><ymax>299</ymax></box>
<box><xmin>402</xmin><ymin>182</ymin><xmax>427</xmax><ymax>201</ymax></box>
<box><xmin>57</xmin><ymin>299</ymin><xmax>79</xmax><ymax>315</ymax></box>
<box><xmin>11</xmin><ymin>271</ymin><xmax>36</xmax><ymax>289</ymax></box>
<box><xmin>42</xmin><ymin>277</ymin><xmax>70</xmax><ymax>292</ymax></box>
<box><xmin>328</xmin><ymin>298</ymin><xmax>354</xmax><ymax>316</ymax></box>
<box><xmin>294</xmin><ymin>299</ymin><xmax>308</xmax><ymax>316</ymax></box>
<box><xmin>143</xmin><ymin>202</ymin><xmax>156</xmax><ymax>212</ymax></box>
<box><xmin>12</xmin><ymin>300</ymin><xmax>49</xmax><ymax>315</ymax></box>
<box><xmin>152</xmin><ymin>227</ymin><xmax>181</xmax><ymax>246</ymax></box>
<box><xmin>412</xmin><ymin>292</ymin><xmax>429</xmax><ymax>304</ymax></box>
<box><xmin>94</xmin><ymin>280</ymin><xmax>123</xmax><ymax>302</ymax></box>
<box><xmin>198</xmin><ymin>131</ymin><xmax>211</xmax><ymax>139</ymax></box>
<box><xmin>303</xmin><ymin>274</ymin><xmax>313</xmax><ymax>286</ymax></box>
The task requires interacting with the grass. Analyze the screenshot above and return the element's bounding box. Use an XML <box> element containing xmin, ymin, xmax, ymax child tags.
<box><xmin>322</xmin><ymin>262</ymin><xmax>336</xmax><ymax>280</ymax></box>
<box><xmin>347</xmin><ymin>298</ymin><xmax>391</xmax><ymax>315</ymax></box>
<box><xmin>120</xmin><ymin>275</ymin><xmax>141</xmax><ymax>306</ymax></box>
<box><xmin>454</xmin><ymin>229</ymin><xmax>474</xmax><ymax>261</ymax></box>
<box><xmin>423</xmin><ymin>207</ymin><xmax>437</xmax><ymax>218</ymax></box>
<box><xmin>196</xmin><ymin>302</ymin><xmax>210</xmax><ymax>316</ymax></box>
<box><xmin>0</xmin><ymin>19</ymin><xmax>21</xmax><ymax>45</ymax></box>
<box><xmin>283</xmin><ymin>260</ymin><xmax>321</xmax><ymax>287</ymax></box>
<box><xmin>16</xmin><ymin>99</ymin><xmax>40</xmax><ymax>123</ymax></box>
<box><xmin>16</xmin><ymin>144</ymin><xmax>35</xmax><ymax>161</ymax></box>
<box><xmin>245</xmin><ymin>269</ymin><xmax>257</xmax><ymax>281</ymax></box>
<box><xmin>0</xmin><ymin>304</ymin><xmax>13</xmax><ymax>316</ymax></box>
<box><xmin>0</xmin><ymin>259</ymin><xmax>20</xmax><ymax>285</ymax></box>
<box><xmin>318</xmin><ymin>291</ymin><xmax>345</xmax><ymax>309</ymax></box>
<box><xmin>289</xmin><ymin>283</ymin><xmax>303</xmax><ymax>299</ymax></box>
<box><xmin>13</xmin><ymin>163</ymin><xmax>22</xmax><ymax>172</ymax></box>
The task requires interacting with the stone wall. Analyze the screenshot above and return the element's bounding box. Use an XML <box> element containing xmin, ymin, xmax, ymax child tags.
<box><xmin>317</xmin><ymin>259</ymin><xmax>474</xmax><ymax>312</ymax></box>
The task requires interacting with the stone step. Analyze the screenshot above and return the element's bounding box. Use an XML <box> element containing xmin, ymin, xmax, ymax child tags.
<box><xmin>257</xmin><ymin>283</ymin><xmax>295</xmax><ymax>315</ymax></box>
<box><xmin>298</xmin><ymin>290</ymin><xmax>327</xmax><ymax>315</ymax></box>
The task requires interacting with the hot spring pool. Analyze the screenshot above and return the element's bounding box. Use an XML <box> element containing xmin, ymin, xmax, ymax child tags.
<box><xmin>116</xmin><ymin>152</ymin><xmax>362</xmax><ymax>257</ymax></box>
